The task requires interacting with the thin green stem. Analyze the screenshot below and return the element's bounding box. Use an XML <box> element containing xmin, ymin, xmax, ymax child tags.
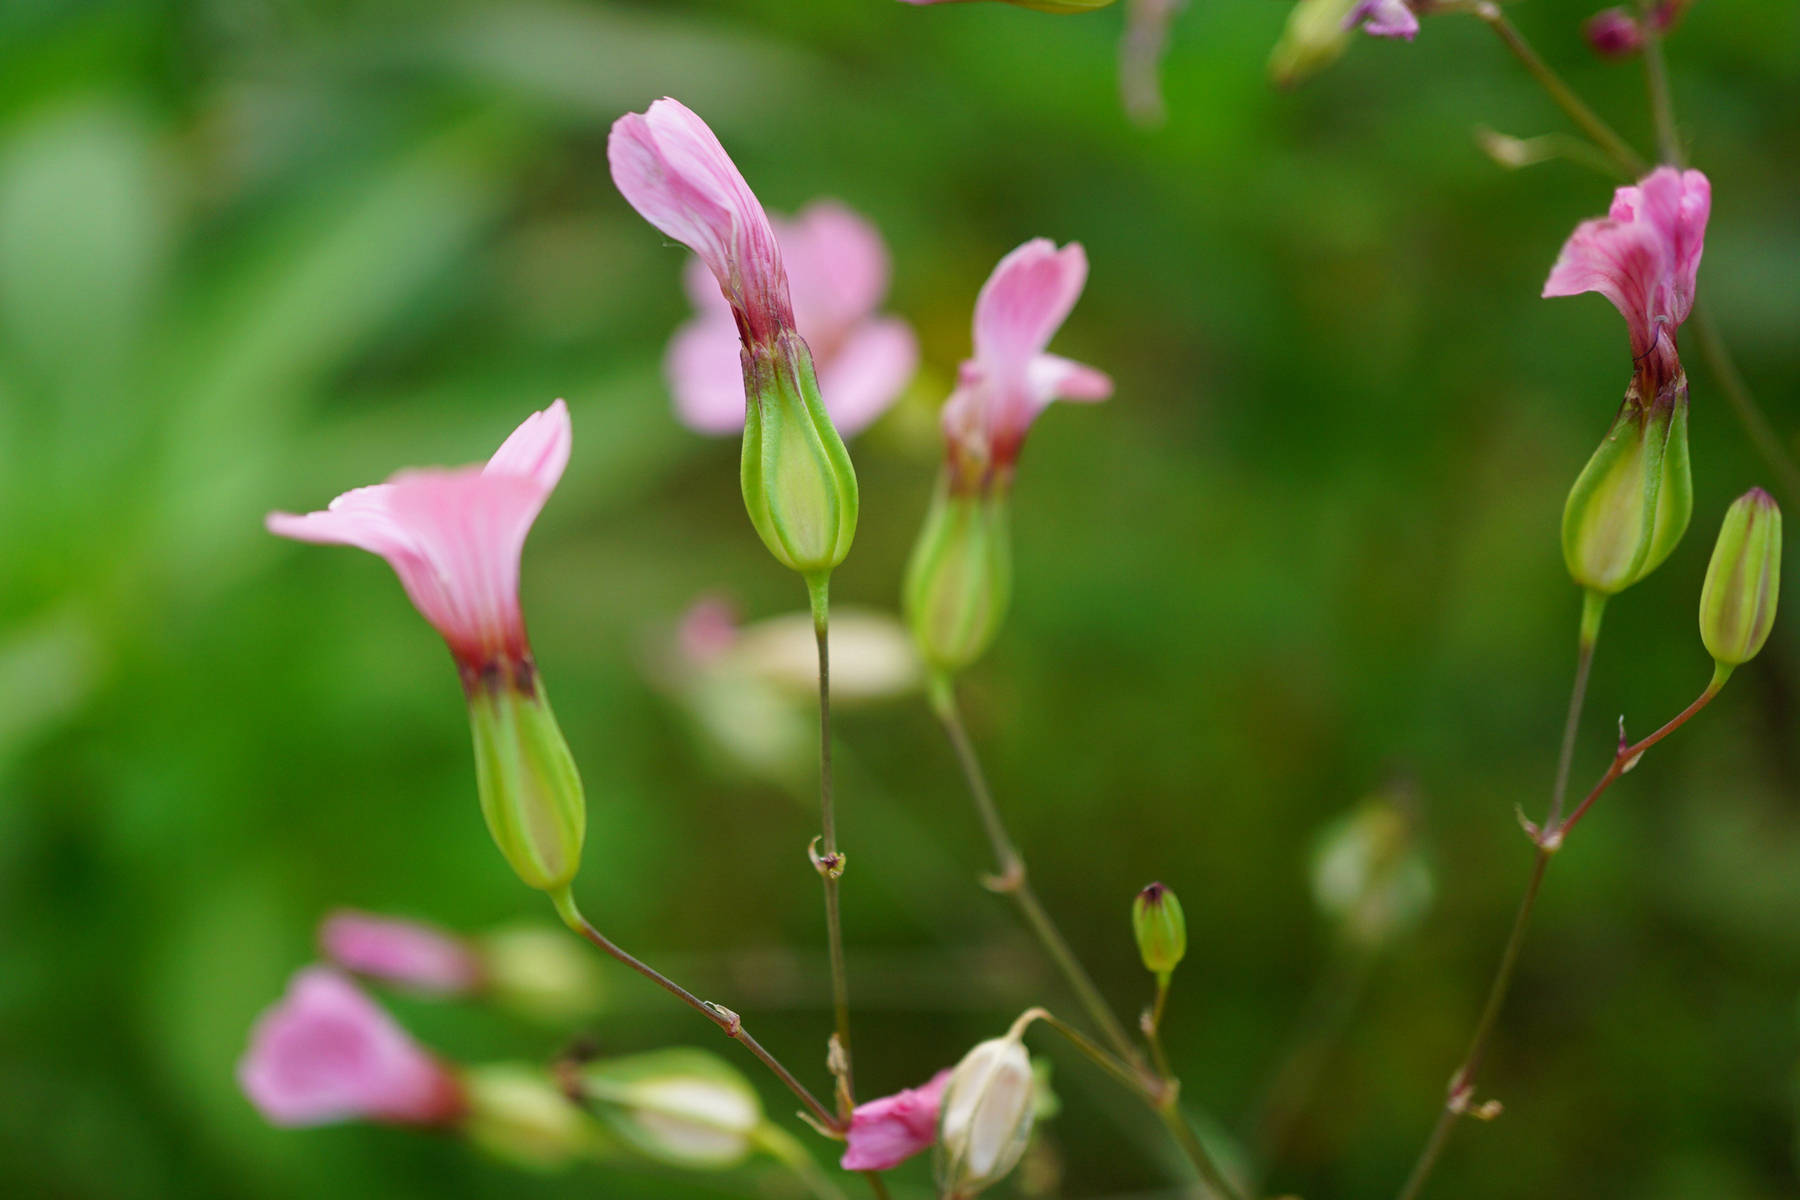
<box><xmin>807</xmin><ymin>572</ymin><xmax>855</xmax><ymax>1114</ymax></box>
<box><xmin>1637</xmin><ymin>0</ymin><xmax>1682</xmax><ymax>165</ymax></box>
<box><xmin>1547</xmin><ymin>593</ymin><xmax>1603</xmax><ymax>831</ymax></box>
<box><xmin>549</xmin><ymin>887</ymin><xmax>842</xmax><ymax>1133</ymax></box>
<box><xmin>1556</xmin><ymin>665</ymin><xmax>1729</xmax><ymax>837</ymax></box>
<box><xmin>1145</xmin><ymin>977</ymin><xmax>1176</xmax><ymax>1085</ymax></box>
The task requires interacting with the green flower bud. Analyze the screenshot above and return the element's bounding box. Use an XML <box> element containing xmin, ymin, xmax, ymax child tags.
<box><xmin>573</xmin><ymin>1049</ymin><xmax>763</xmax><ymax>1169</ymax></box>
<box><xmin>468</xmin><ymin>669</ymin><xmax>585</xmax><ymax>893</ymax></box>
<box><xmin>476</xmin><ymin>925</ymin><xmax>607</xmax><ymax>1024</ymax></box>
<box><xmin>1311</xmin><ymin>795</ymin><xmax>1433</xmax><ymax>947</ymax></box>
<box><xmin>1268</xmin><ymin>0</ymin><xmax>1357</xmax><ymax>88</ymax></box>
<box><xmin>1562</xmin><ymin>379</ymin><xmax>1692</xmax><ymax>595</ymax></box>
<box><xmin>903</xmin><ymin>477</ymin><xmax>1012</xmax><ymax>676</ymax></box>
<box><xmin>1132</xmin><ymin>882</ymin><xmax>1187</xmax><ymax>978</ymax></box>
<box><xmin>1699</xmin><ymin>488</ymin><xmax>1782</xmax><ymax>668</ymax></box>
<box><xmin>937</xmin><ymin>1022</ymin><xmax>1038</xmax><ymax>1198</ymax></box>
<box><xmin>461</xmin><ymin>1063</ymin><xmax>602</xmax><ymax>1170</ymax></box>
<box><xmin>741</xmin><ymin>331</ymin><xmax>859</xmax><ymax>578</ymax></box>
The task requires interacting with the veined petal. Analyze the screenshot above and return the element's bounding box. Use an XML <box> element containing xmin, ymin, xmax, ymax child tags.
<box><xmin>973</xmin><ymin>239</ymin><xmax>1090</xmax><ymax>373</ymax></box>
<box><xmin>485</xmin><ymin>397</ymin><xmax>571</xmax><ymax>493</ymax></box>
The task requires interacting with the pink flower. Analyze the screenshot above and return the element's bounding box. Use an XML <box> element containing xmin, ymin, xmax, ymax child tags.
<box><xmin>1583</xmin><ymin>8</ymin><xmax>1644</xmax><ymax>57</ymax></box>
<box><xmin>266</xmin><ymin>401</ymin><xmax>570</xmax><ymax>682</ymax></box>
<box><xmin>1543</xmin><ymin>167</ymin><xmax>1711</xmax><ymax>383</ymax></box>
<box><xmin>238</xmin><ymin>967</ymin><xmax>463</xmax><ymax>1127</ymax></box>
<box><xmin>840</xmin><ymin>1069</ymin><xmax>952</xmax><ymax>1171</ymax></box>
<box><xmin>942</xmin><ymin>239</ymin><xmax>1111</xmax><ymax>490</ymax></box>
<box><xmin>320</xmin><ymin>910</ymin><xmax>483</xmax><ymax>995</ymax></box>
<box><xmin>1346</xmin><ymin>0</ymin><xmax>1419</xmax><ymax>40</ymax></box>
<box><xmin>610</xmin><ymin>98</ymin><xmax>793</xmax><ymax>347</ymax></box>
<box><xmin>666</xmin><ymin>201</ymin><xmax>917</xmax><ymax>436</ymax></box>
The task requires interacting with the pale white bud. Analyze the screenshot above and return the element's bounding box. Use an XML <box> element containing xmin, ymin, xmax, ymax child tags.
<box><xmin>936</xmin><ymin>1025</ymin><xmax>1038</xmax><ymax>1197</ymax></box>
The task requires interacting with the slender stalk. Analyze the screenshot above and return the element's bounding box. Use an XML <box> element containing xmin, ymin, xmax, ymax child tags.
<box><xmin>1557</xmin><ymin>665</ymin><xmax>1728</xmax><ymax>836</ymax></box>
<box><xmin>1637</xmin><ymin>0</ymin><xmax>1682</xmax><ymax>165</ymax></box>
<box><xmin>550</xmin><ymin>887</ymin><xmax>842</xmax><ymax>1133</ymax></box>
<box><xmin>1144</xmin><ymin>977</ymin><xmax>1176</xmax><ymax>1089</ymax></box>
<box><xmin>1547</xmin><ymin>592</ymin><xmax>1604</xmax><ymax>830</ymax></box>
<box><xmin>806</xmin><ymin>572</ymin><xmax>856</xmax><ymax>1113</ymax></box>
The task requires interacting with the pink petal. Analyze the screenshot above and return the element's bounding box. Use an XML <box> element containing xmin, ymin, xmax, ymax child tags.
<box><xmin>816</xmin><ymin>316</ymin><xmax>919</xmax><ymax>436</ymax></box>
<box><xmin>840</xmin><ymin>1069</ymin><xmax>952</xmax><ymax>1171</ymax></box>
<box><xmin>666</xmin><ymin>311</ymin><xmax>751</xmax><ymax>434</ymax></box>
<box><xmin>609</xmin><ymin>99</ymin><xmax>793</xmax><ymax>344</ymax></box>
<box><xmin>1583</xmin><ymin>8</ymin><xmax>1644</xmax><ymax>57</ymax></box>
<box><xmin>319</xmin><ymin>911</ymin><xmax>482</xmax><ymax>994</ymax></box>
<box><xmin>1027</xmin><ymin>353</ymin><xmax>1113</xmax><ymax>408</ymax></box>
<box><xmin>238</xmin><ymin>968</ymin><xmax>461</xmax><ymax>1127</ymax></box>
<box><xmin>782</xmin><ymin>201</ymin><xmax>891</xmax><ymax>339</ymax></box>
<box><xmin>484</xmin><ymin>398</ymin><xmax>571</xmax><ymax>494</ymax></box>
<box><xmin>973</xmin><ymin>239</ymin><xmax>1090</xmax><ymax>374</ymax></box>
<box><xmin>1346</xmin><ymin>0</ymin><xmax>1419</xmax><ymax>40</ymax></box>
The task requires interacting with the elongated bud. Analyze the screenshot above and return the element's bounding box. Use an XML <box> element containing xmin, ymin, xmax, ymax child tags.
<box><xmin>461</xmin><ymin>1063</ymin><xmax>600</xmax><ymax>1170</ymax></box>
<box><xmin>1699</xmin><ymin>488</ymin><xmax>1781</xmax><ymax>668</ymax></box>
<box><xmin>1132</xmin><ymin>882</ymin><xmax>1187</xmax><ymax>978</ymax></box>
<box><xmin>572</xmin><ymin>1049</ymin><xmax>763</xmax><ymax>1169</ymax></box>
<box><xmin>468</xmin><ymin>667</ymin><xmax>586</xmax><ymax>893</ymax></box>
<box><xmin>1268</xmin><ymin>0</ymin><xmax>1356</xmax><ymax>87</ymax></box>
<box><xmin>1311</xmin><ymin>794</ymin><xmax>1433</xmax><ymax>946</ymax></box>
<box><xmin>936</xmin><ymin>1017</ymin><xmax>1038</xmax><ymax>1197</ymax></box>
<box><xmin>741</xmin><ymin>329</ymin><xmax>860</xmax><ymax>577</ymax></box>
<box><xmin>904</xmin><ymin>478</ymin><xmax>1012</xmax><ymax>675</ymax></box>
<box><xmin>1563</xmin><ymin>377</ymin><xmax>1692</xmax><ymax>595</ymax></box>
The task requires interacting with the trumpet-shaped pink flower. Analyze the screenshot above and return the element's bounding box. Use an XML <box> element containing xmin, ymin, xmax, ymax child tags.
<box><xmin>266</xmin><ymin>401</ymin><xmax>570</xmax><ymax>681</ymax></box>
<box><xmin>666</xmin><ymin>201</ymin><xmax>917</xmax><ymax>436</ymax></box>
<box><xmin>238</xmin><ymin>967</ymin><xmax>463</xmax><ymax>1127</ymax></box>
<box><xmin>841</xmin><ymin>1068</ymin><xmax>952</xmax><ymax>1171</ymax></box>
<box><xmin>610</xmin><ymin>98</ymin><xmax>793</xmax><ymax>347</ymax></box>
<box><xmin>1543</xmin><ymin>167</ymin><xmax>1710</xmax><ymax>383</ymax></box>
<box><xmin>1346</xmin><ymin>0</ymin><xmax>1419</xmax><ymax>40</ymax></box>
<box><xmin>943</xmin><ymin>239</ymin><xmax>1111</xmax><ymax>490</ymax></box>
<box><xmin>320</xmin><ymin>910</ymin><xmax>483</xmax><ymax>995</ymax></box>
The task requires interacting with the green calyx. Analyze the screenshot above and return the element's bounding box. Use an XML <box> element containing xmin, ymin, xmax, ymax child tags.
<box><xmin>1132</xmin><ymin>882</ymin><xmax>1187</xmax><ymax>978</ymax></box>
<box><xmin>1699</xmin><ymin>488</ymin><xmax>1782</xmax><ymax>668</ymax></box>
<box><xmin>903</xmin><ymin>476</ymin><xmax>1013</xmax><ymax>677</ymax></box>
<box><xmin>1562</xmin><ymin>376</ymin><xmax>1692</xmax><ymax>596</ymax></box>
<box><xmin>468</xmin><ymin>669</ymin><xmax>586</xmax><ymax>893</ymax></box>
<box><xmin>740</xmin><ymin>332</ymin><xmax>859</xmax><ymax>577</ymax></box>
<box><xmin>1268</xmin><ymin>0</ymin><xmax>1357</xmax><ymax>88</ymax></box>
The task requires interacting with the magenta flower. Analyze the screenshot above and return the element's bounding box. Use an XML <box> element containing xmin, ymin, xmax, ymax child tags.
<box><xmin>840</xmin><ymin>1068</ymin><xmax>952</xmax><ymax>1170</ymax></box>
<box><xmin>266</xmin><ymin>400</ymin><xmax>569</xmax><ymax>684</ymax></box>
<box><xmin>320</xmin><ymin>910</ymin><xmax>483</xmax><ymax>995</ymax></box>
<box><xmin>239</xmin><ymin>967</ymin><xmax>463</xmax><ymax>1127</ymax></box>
<box><xmin>1346</xmin><ymin>0</ymin><xmax>1419</xmax><ymax>40</ymax></box>
<box><xmin>1543</xmin><ymin>166</ymin><xmax>1711</xmax><ymax>387</ymax></box>
<box><xmin>942</xmin><ymin>239</ymin><xmax>1111</xmax><ymax>491</ymax></box>
<box><xmin>666</xmin><ymin>201</ymin><xmax>917</xmax><ymax>436</ymax></box>
<box><xmin>1583</xmin><ymin>8</ymin><xmax>1644</xmax><ymax>57</ymax></box>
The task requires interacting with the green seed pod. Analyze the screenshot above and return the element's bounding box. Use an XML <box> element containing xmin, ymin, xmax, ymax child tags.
<box><xmin>740</xmin><ymin>330</ymin><xmax>859</xmax><ymax>578</ymax></box>
<box><xmin>1562</xmin><ymin>379</ymin><xmax>1692</xmax><ymax>595</ymax></box>
<box><xmin>1132</xmin><ymin>882</ymin><xmax>1188</xmax><ymax>978</ymax></box>
<box><xmin>572</xmin><ymin>1049</ymin><xmax>763</xmax><ymax>1170</ymax></box>
<box><xmin>460</xmin><ymin>1063</ymin><xmax>602</xmax><ymax>1170</ymax></box>
<box><xmin>903</xmin><ymin>477</ymin><xmax>1012</xmax><ymax>676</ymax></box>
<box><xmin>1699</xmin><ymin>488</ymin><xmax>1782</xmax><ymax>668</ymax></box>
<box><xmin>468</xmin><ymin>670</ymin><xmax>586</xmax><ymax>893</ymax></box>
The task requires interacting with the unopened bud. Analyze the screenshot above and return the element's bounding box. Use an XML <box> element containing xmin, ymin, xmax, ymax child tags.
<box><xmin>573</xmin><ymin>1049</ymin><xmax>763</xmax><ymax>1169</ymax></box>
<box><xmin>741</xmin><ymin>330</ymin><xmax>859</xmax><ymax>578</ymax></box>
<box><xmin>903</xmin><ymin>479</ymin><xmax>1012</xmax><ymax>675</ymax></box>
<box><xmin>1132</xmin><ymin>882</ymin><xmax>1187</xmax><ymax>979</ymax></box>
<box><xmin>1583</xmin><ymin>8</ymin><xmax>1644</xmax><ymax>58</ymax></box>
<box><xmin>468</xmin><ymin>670</ymin><xmax>586</xmax><ymax>892</ymax></box>
<box><xmin>1312</xmin><ymin>795</ymin><xmax>1433</xmax><ymax>946</ymax></box>
<box><xmin>1562</xmin><ymin>380</ymin><xmax>1692</xmax><ymax>595</ymax></box>
<box><xmin>936</xmin><ymin>1020</ymin><xmax>1038</xmax><ymax>1197</ymax></box>
<box><xmin>1699</xmin><ymin>488</ymin><xmax>1782</xmax><ymax>668</ymax></box>
<box><xmin>1268</xmin><ymin>0</ymin><xmax>1356</xmax><ymax>88</ymax></box>
<box><xmin>477</xmin><ymin>925</ymin><xmax>606</xmax><ymax>1024</ymax></box>
<box><xmin>460</xmin><ymin>1063</ymin><xmax>600</xmax><ymax>1170</ymax></box>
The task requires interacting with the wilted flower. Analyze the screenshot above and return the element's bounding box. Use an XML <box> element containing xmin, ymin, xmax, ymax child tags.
<box><xmin>238</xmin><ymin>968</ymin><xmax>463</xmax><ymax>1127</ymax></box>
<box><xmin>842</xmin><ymin>1069</ymin><xmax>952</xmax><ymax>1171</ymax></box>
<box><xmin>937</xmin><ymin>1013</ymin><xmax>1041</xmax><ymax>1197</ymax></box>
<box><xmin>1699</xmin><ymin>488</ymin><xmax>1782</xmax><ymax>670</ymax></box>
<box><xmin>320</xmin><ymin>910</ymin><xmax>483</xmax><ymax>996</ymax></box>
<box><xmin>572</xmin><ymin>1049</ymin><xmax>765</xmax><ymax>1169</ymax></box>
<box><xmin>1346</xmin><ymin>0</ymin><xmax>1418</xmax><ymax>40</ymax></box>
<box><xmin>668</xmin><ymin>201</ymin><xmax>916</xmax><ymax>437</ymax></box>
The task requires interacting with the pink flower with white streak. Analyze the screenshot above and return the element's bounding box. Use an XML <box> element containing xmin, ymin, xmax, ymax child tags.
<box><xmin>841</xmin><ymin>1069</ymin><xmax>952</xmax><ymax>1170</ymax></box>
<box><xmin>1346</xmin><ymin>0</ymin><xmax>1419</xmax><ymax>40</ymax></box>
<box><xmin>266</xmin><ymin>401</ymin><xmax>570</xmax><ymax>684</ymax></box>
<box><xmin>666</xmin><ymin>201</ymin><xmax>917</xmax><ymax>436</ymax></box>
<box><xmin>1543</xmin><ymin>166</ymin><xmax>1710</xmax><ymax>386</ymax></box>
<box><xmin>238</xmin><ymin>967</ymin><xmax>464</xmax><ymax>1127</ymax></box>
<box><xmin>943</xmin><ymin>239</ymin><xmax>1112</xmax><ymax>491</ymax></box>
<box><xmin>320</xmin><ymin>910</ymin><xmax>483</xmax><ymax>995</ymax></box>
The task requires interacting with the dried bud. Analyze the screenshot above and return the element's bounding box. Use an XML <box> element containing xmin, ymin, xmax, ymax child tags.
<box><xmin>573</xmin><ymin>1049</ymin><xmax>763</xmax><ymax>1169</ymax></box>
<box><xmin>1132</xmin><ymin>882</ymin><xmax>1188</xmax><ymax>979</ymax></box>
<box><xmin>1311</xmin><ymin>795</ymin><xmax>1433</xmax><ymax>946</ymax></box>
<box><xmin>1562</xmin><ymin>379</ymin><xmax>1692</xmax><ymax>596</ymax></box>
<box><xmin>903</xmin><ymin>480</ymin><xmax>1012</xmax><ymax>676</ymax></box>
<box><xmin>1699</xmin><ymin>488</ymin><xmax>1782</xmax><ymax>668</ymax></box>
<box><xmin>468</xmin><ymin>673</ymin><xmax>586</xmax><ymax>893</ymax></box>
<box><xmin>461</xmin><ymin>1063</ymin><xmax>599</xmax><ymax>1170</ymax></box>
<box><xmin>936</xmin><ymin>1021</ymin><xmax>1038</xmax><ymax>1197</ymax></box>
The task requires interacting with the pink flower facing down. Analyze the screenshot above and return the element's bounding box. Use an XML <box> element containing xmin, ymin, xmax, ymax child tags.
<box><xmin>1543</xmin><ymin>166</ymin><xmax>1711</xmax><ymax>390</ymax></box>
<box><xmin>1347</xmin><ymin>0</ymin><xmax>1419</xmax><ymax>40</ymax></box>
<box><xmin>239</xmin><ymin>967</ymin><xmax>463</xmax><ymax>1127</ymax></box>
<box><xmin>943</xmin><ymin>239</ymin><xmax>1112</xmax><ymax>493</ymax></box>
<box><xmin>666</xmin><ymin>201</ymin><xmax>918</xmax><ymax>436</ymax></box>
<box><xmin>320</xmin><ymin>910</ymin><xmax>483</xmax><ymax>995</ymax></box>
<box><xmin>266</xmin><ymin>401</ymin><xmax>570</xmax><ymax>688</ymax></box>
<box><xmin>841</xmin><ymin>1069</ymin><xmax>952</xmax><ymax>1171</ymax></box>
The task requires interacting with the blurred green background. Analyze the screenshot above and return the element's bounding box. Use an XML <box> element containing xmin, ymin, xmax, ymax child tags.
<box><xmin>3</xmin><ymin>0</ymin><xmax>1798</xmax><ymax>1196</ymax></box>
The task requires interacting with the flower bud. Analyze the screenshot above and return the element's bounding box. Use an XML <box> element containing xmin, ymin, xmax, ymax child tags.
<box><xmin>741</xmin><ymin>330</ymin><xmax>860</xmax><ymax>577</ymax></box>
<box><xmin>468</xmin><ymin>669</ymin><xmax>586</xmax><ymax>893</ymax></box>
<box><xmin>461</xmin><ymin>1063</ymin><xmax>600</xmax><ymax>1170</ymax></box>
<box><xmin>936</xmin><ymin>1023</ymin><xmax>1038</xmax><ymax>1198</ymax></box>
<box><xmin>1699</xmin><ymin>488</ymin><xmax>1782</xmax><ymax>668</ymax></box>
<box><xmin>572</xmin><ymin>1049</ymin><xmax>763</xmax><ymax>1169</ymax></box>
<box><xmin>904</xmin><ymin>479</ymin><xmax>1012</xmax><ymax>676</ymax></box>
<box><xmin>1268</xmin><ymin>0</ymin><xmax>1356</xmax><ymax>88</ymax></box>
<box><xmin>1583</xmin><ymin>7</ymin><xmax>1644</xmax><ymax>58</ymax></box>
<box><xmin>1312</xmin><ymin>794</ymin><xmax>1433</xmax><ymax>946</ymax></box>
<box><xmin>476</xmin><ymin>925</ymin><xmax>607</xmax><ymax>1024</ymax></box>
<box><xmin>1562</xmin><ymin>380</ymin><xmax>1691</xmax><ymax>595</ymax></box>
<box><xmin>1132</xmin><ymin>882</ymin><xmax>1187</xmax><ymax>979</ymax></box>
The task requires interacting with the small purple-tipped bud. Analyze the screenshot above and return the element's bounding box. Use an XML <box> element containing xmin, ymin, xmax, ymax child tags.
<box><xmin>1131</xmin><ymin>883</ymin><xmax>1187</xmax><ymax>978</ymax></box>
<box><xmin>1584</xmin><ymin>8</ymin><xmax>1644</xmax><ymax>58</ymax></box>
<box><xmin>1699</xmin><ymin>488</ymin><xmax>1782</xmax><ymax>668</ymax></box>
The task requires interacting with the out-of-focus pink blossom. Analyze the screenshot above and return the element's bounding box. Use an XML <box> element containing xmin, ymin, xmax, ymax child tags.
<box><xmin>609</xmin><ymin>98</ymin><xmax>793</xmax><ymax>347</ymax></box>
<box><xmin>942</xmin><ymin>239</ymin><xmax>1111</xmax><ymax>490</ymax></box>
<box><xmin>266</xmin><ymin>401</ymin><xmax>570</xmax><ymax>680</ymax></box>
<box><xmin>666</xmin><ymin>202</ymin><xmax>917</xmax><ymax>436</ymax></box>
<box><xmin>840</xmin><ymin>1069</ymin><xmax>952</xmax><ymax>1170</ymax></box>
<box><xmin>320</xmin><ymin>911</ymin><xmax>483</xmax><ymax>995</ymax></box>
<box><xmin>1346</xmin><ymin>0</ymin><xmax>1418</xmax><ymax>40</ymax></box>
<box><xmin>1583</xmin><ymin>7</ymin><xmax>1644</xmax><ymax>57</ymax></box>
<box><xmin>677</xmin><ymin>595</ymin><xmax>741</xmax><ymax>665</ymax></box>
<box><xmin>238</xmin><ymin>967</ymin><xmax>463</xmax><ymax>1127</ymax></box>
<box><xmin>1543</xmin><ymin>167</ymin><xmax>1711</xmax><ymax>385</ymax></box>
